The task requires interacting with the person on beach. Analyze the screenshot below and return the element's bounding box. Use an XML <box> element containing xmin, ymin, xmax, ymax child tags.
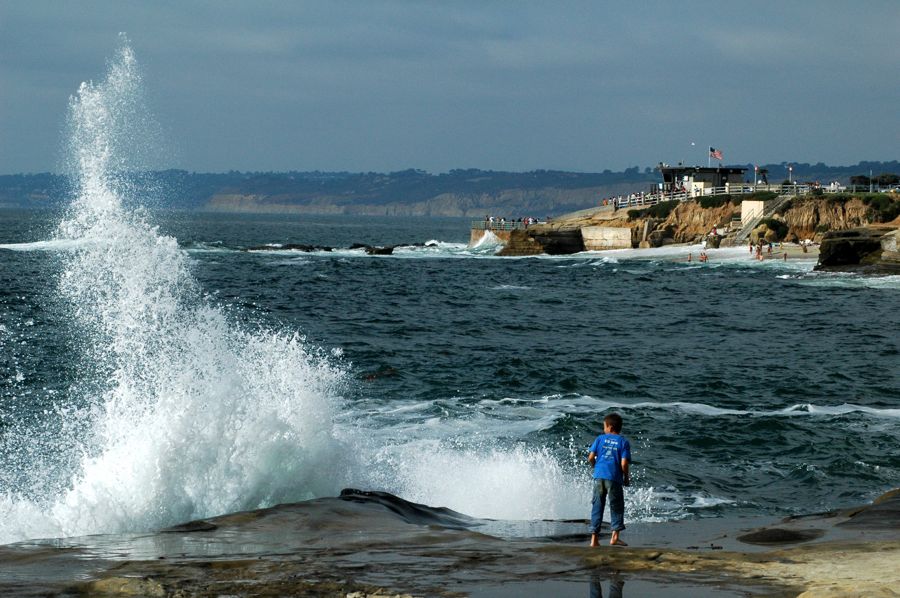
<box><xmin>588</xmin><ymin>413</ymin><xmax>631</xmax><ymax>547</ymax></box>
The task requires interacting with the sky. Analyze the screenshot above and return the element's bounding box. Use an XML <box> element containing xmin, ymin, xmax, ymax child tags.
<box><xmin>1</xmin><ymin>1</ymin><xmax>898</xmax><ymax>174</ymax></box>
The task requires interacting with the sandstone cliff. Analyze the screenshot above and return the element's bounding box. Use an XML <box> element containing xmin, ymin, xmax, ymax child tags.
<box><xmin>780</xmin><ymin>196</ymin><xmax>873</xmax><ymax>241</ymax></box>
<box><xmin>658</xmin><ymin>201</ymin><xmax>737</xmax><ymax>243</ymax></box>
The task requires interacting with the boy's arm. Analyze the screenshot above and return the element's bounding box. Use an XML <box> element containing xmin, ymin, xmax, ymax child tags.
<box><xmin>621</xmin><ymin>458</ymin><xmax>630</xmax><ymax>486</ymax></box>
<box><xmin>588</xmin><ymin>452</ymin><xmax>596</xmax><ymax>466</ymax></box>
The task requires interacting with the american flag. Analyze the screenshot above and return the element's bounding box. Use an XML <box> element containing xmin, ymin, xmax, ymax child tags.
<box><xmin>709</xmin><ymin>147</ymin><xmax>723</xmax><ymax>160</ymax></box>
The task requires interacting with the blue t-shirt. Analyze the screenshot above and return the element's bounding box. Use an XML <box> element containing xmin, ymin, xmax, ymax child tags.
<box><xmin>589</xmin><ymin>433</ymin><xmax>631</xmax><ymax>483</ymax></box>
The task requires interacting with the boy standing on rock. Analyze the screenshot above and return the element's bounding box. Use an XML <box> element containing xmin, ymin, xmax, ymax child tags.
<box><xmin>588</xmin><ymin>413</ymin><xmax>631</xmax><ymax>547</ymax></box>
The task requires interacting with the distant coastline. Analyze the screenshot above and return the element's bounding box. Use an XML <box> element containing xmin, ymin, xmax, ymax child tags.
<box><xmin>1</xmin><ymin>161</ymin><xmax>898</xmax><ymax>216</ymax></box>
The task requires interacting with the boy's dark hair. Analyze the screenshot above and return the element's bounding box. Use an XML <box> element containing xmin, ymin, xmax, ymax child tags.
<box><xmin>604</xmin><ymin>412</ymin><xmax>623</xmax><ymax>433</ymax></box>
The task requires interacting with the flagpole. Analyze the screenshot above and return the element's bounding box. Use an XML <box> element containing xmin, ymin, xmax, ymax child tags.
<box><xmin>707</xmin><ymin>145</ymin><xmax>710</xmax><ymax>168</ymax></box>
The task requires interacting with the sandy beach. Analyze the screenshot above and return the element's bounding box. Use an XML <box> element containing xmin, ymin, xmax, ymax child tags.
<box><xmin>678</xmin><ymin>242</ymin><xmax>820</xmax><ymax>264</ymax></box>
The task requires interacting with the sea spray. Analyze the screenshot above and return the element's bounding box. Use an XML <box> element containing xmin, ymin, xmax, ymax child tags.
<box><xmin>360</xmin><ymin>440</ymin><xmax>587</xmax><ymax>520</ymax></box>
<box><xmin>0</xmin><ymin>40</ymin><xmax>347</xmax><ymax>544</ymax></box>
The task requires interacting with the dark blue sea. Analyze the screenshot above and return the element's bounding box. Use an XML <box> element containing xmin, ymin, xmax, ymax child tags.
<box><xmin>2</xmin><ymin>206</ymin><xmax>899</xmax><ymax>544</ymax></box>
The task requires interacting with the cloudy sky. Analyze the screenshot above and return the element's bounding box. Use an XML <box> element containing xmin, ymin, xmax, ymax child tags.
<box><xmin>1</xmin><ymin>1</ymin><xmax>897</xmax><ymax>174</ymax></box>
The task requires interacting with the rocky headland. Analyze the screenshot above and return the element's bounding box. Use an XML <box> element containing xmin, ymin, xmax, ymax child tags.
<box><xmin>496</xmin><ymin>192</ymin><xmax>900</xmax><ymax>261</ymax></box>
<box><xmin>814</xmin><ymin>227</ymin><xmax>900</xmax><ymax>274</ymax></box>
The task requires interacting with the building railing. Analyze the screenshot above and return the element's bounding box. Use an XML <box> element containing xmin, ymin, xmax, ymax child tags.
<box><xmin>471</xmin><ymin>220</ymin><xmax>534</xmax><ymax>231</ymax></box>
<box><xmin>611</xmin><ymin>183</ymin><xmax>897</xmax><ymax>210</ymax></box>
<box><xmin>613</xmin><ymin>184</ymin><xmax>808</xmax><ymax>210</ymax></box>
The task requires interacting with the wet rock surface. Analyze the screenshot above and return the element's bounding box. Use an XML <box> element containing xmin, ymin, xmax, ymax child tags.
<box><xmin>736</xmin><ymin>528</ymin><xmax>825</xmax><ymax>545</ymax></box>
<box><xmin>814</xmin><ymin>227</ymin><xmax>900</xmax><ymax>273</ymax></box>
<box><xmin>1</xmin><ymin>489</ymin><xmax>898</xmax><ymax>597</ymax></box>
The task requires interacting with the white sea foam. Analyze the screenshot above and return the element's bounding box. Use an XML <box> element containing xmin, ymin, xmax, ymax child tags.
<box><xmin>492</xmin><ymin>284</ymin><xmax>532</xmax><ymax>291</ymax></box>
<box><xmin>625</xmin><ymin>485</ymin><xmax>737</xmax><ymax>522</ymax></box>
<box><xmin>332</xmin><ymin>395</ymin><xmax>751</xmax><ymax>522</ymax></box>
<box><xmin>0</xmin><ymin>239</ymin><xmax>97</xmax><ymax>252</ymax></box>
<box><xmin>798</xmin><ymin>273</ymin><xmax>900</xmax><ymax>289</ymax></box>
<box><xmin>358</xmin><ymin>440</ymin><xmax>587</xmax><ymax>519</ymax></box>
<box><xmin>779</xmin><ymin>403</ymin><xmax>900</xmax><ymax>418</ymax></box>
<box><xmin>183</xmin><ymin>242</ymin><xmax>233</xmax><ymax>254</ymax></box>
<box><xmin>471</xmin><ymin>230</ymin><xmax>503</xmax><ymax>250</ymax></box>
<box><xmin>544</xmin><ymin>396</ymin><xmax>900</xmax><ymax>420</ymax></box>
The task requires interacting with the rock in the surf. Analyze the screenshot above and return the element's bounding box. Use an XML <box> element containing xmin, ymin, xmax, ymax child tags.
<box><xmin>814</xmin><ymin>227</ymin><xmax>900</xmax><ymax>273</ymax></box>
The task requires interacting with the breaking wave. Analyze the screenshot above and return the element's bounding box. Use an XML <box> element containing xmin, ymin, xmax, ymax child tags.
<box><xmin>0</xmin><ymin>39</ymin><xmax>346</xmax><ymax>544</ymax></box>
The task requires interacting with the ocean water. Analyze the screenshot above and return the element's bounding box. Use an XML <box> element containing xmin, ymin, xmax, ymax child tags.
<box><xmin>1</xmin><ymin>43</ymin><xmax>899</xmax><ymax>545</ymax></box>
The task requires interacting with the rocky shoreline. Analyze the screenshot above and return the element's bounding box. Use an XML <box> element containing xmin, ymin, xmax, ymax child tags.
<box><xmin>245</xmin><ymin>241</ymin><xmax>440</xmax><ymax>256</ymax></box>
<box><xmin>2</xmin><ymin>488</ymin><xmax>898</xmax><ymax>597</ymax></box>
<box><xmin>493</xmin><ymin>194</ymin><xmax>900</xmax><ymax>275</ymax></box>
<box><xmin>814</xmin><ymin>227</ymin><xmax>900</xmax><ymax>274</ymax></box>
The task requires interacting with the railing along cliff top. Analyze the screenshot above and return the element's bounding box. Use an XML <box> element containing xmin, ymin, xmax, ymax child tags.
<box><xmin>611</xmin><ymin>183</ymin><xmax>894</xmax><ymax>210</ymax></box>
<box><xmin>471</xmin><ymin>220</ymin><xmax>536</xmax><ymax>231</ymax></box>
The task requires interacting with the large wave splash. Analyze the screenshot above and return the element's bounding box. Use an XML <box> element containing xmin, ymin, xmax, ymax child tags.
<box><xmin>0</xmin><ymin>41</ymin><xmax>345</xmax><ymax>544</ymax></box>
<box><xmin>3</xmin><ymin>41</ymin><xmax>616</xmax><ymax>545</ymax></box>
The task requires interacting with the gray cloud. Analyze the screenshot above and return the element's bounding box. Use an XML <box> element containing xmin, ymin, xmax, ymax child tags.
<box><xmin>1</xmin><ymin>0</ymin><xmax>897</xmax><ymax>174</ymax></box>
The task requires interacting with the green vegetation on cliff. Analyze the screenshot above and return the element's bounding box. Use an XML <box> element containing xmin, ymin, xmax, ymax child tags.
<box><xmin>820</xmin><ymin>192</ymin><xmax>900</xmax><ymax>222</ymax></box>
<box><xmin>627</xmin><ymin>200</ymin><xmax>681</xmax><ymax>220</ymax></box>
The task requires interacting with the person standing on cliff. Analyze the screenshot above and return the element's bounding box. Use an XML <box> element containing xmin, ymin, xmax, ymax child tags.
<box><xmin>588</xmin><ymin>413</ymin><xmax>631</xmax><ymax>547</ymax></box>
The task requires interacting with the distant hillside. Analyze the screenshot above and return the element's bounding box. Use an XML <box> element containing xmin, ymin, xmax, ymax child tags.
<box><xmin>1</xmin><ymin>161</ymin><xmax>897</xmax><ymax>216</ymax></box>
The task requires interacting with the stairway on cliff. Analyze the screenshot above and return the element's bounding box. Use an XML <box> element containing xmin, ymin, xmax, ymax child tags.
<box><xmin>724</xmin><ymin>194</ymin><xmax>794</xmax><ymax>246</ymax></box>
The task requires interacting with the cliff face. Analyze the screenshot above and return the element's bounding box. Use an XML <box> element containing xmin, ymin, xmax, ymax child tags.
<box><xmin>780</xmin><ymin>197</ymin><xmax>872</xmax><ymax>240</ymax></box>
<box><xmin>653</xmin><ymin>195</ymin><xmax>889</xmax><ymax>245</ymax></box>
<box><xmin>815</xmin><ymin>227</ymin><xmax>900</xmax><ymax>273</ymax></box>
<box><xmin>659</xmin><ymin>201</ymin><xmax>737</xmax><ymax>243</ymax></box>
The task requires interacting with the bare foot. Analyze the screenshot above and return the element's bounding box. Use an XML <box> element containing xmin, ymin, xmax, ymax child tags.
<box><xmin>589</xmin><ymin>533</ymin><xmax>600</xmax><ymax>547</ymax></box>
<box><xmin>610</xmin><ymin>539</ymin><xmax>628</xmax><ymax>546</ymax></box>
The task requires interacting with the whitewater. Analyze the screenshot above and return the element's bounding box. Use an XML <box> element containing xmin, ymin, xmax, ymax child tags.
<box><xmin>0</xmin><ymin>42</ymin><xmax>349</xmax><ymax>543</ymax></box>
